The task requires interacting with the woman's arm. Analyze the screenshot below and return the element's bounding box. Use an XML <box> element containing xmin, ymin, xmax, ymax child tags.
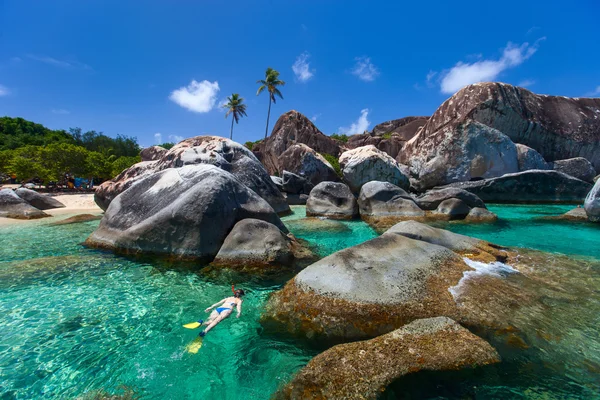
<box><xmin>205</xmin><ymin>299</ymin><xmax>226</xmax><ymax>312</ymax></box>
<box><xmin>236</xmin><ymin>300</ymin><xmax>242</xmax><ymax>318</ymax></box>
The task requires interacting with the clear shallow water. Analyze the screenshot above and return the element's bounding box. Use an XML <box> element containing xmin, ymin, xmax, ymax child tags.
<box><xmin>0</xmin><ymin>206</ymin><xmax>599</xmax><ymax>399</ymax></box>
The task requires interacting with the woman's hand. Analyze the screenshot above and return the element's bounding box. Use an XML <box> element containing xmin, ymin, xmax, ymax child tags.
<box><xmin>205</xmin><ymin>308</ymin><xmax>211</xmax><ymax>313</ymax></box>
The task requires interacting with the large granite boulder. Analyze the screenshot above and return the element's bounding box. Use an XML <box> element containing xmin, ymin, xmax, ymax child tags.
<box><xmin>415</xmin><ymin>187</ymin><xmax>487</xmax><ymax>210</ymax></box>
<box><xmin>438</xmin><ymin>170</ymin><xmax>593</xmax><ymax>203</ymax></box>
<box><xmin>339</xmin><ymin>145</ymin><xmax>409</xmax><ymax>192</ymax></box>
<box><xmin>277</xmin><ymin>317</ymin><xmax>500</xmax><ymax>400</ymax></box>
<box><xmin>401</xmin><ymin>119</ymin><xmax>519</xmax><ymax>190</ymax></box>
<box><xmin>14</xmin><ymin>188</ymin><xmax>65</xmax><ymax>210</ymax></box>
<box><xmin>252</xmin><ymin>110</ymin><xmax>343</xmax><ymax>175</ymax></box>
<box><xmin>346</xmin><ymin>133</ymin><xmax>405</xmax><ymax>159</ymax></box>
<box><xmin>516</xmin><ymin>144</ymin><xmax>550</xmax><ymax>171</ymax></box>
<box><xmin>550</xmin><ymin>157</ymin><xmax>596</xmax><ymax>183</ymax></box>
<box><xmin>211</xmin><ymin>219</ymin><xmax>294</xmax><ymax>268</ymax></box>
<box><xmin>278</xmin><ymin>143</ymin><xmax>339</xmax><ymax>185</ymax></box>
<box><xmin>371</xmin><ymin>116</ymin><xmax>429</xmax><ymax>138</ymax></box>
<box><xmin>95</xmin><ymin>136</ymin><xmax>290</xmax><ymax>214</ymax></box>
<box><xmin>0</xmin><ymin>189</ymin><xmax>50</xmax><ymax>219</ymax></box>
<box><xmin>306</xmin><ymin>182</ymin><xmax>358</xmax><ymax>220</ymax></box>
<box><xmin>357</xmin><ymin>181</ymin><xmax>424</xmax><ymax>229</ymax></box>
<box><xmin>433</xmin><ymin>198</ymin><xmax>471</xmax><ymax>220</ymax></box>
<box><xmin>270</xmin><ymin>176</ymin><xmax>283</xmax><ymax>191</ymax></box>
<box><xmin>584</xmin><ymin>179</ymin><xmax>600</xmax><ymax>222</ymax></box>
<box><xmin>402</xmin><ymin>82</ymin><xmax>600</xmax><ymax>175</ymax></box>
<box><xmin>465</xmin><ymin>207</ymin><xmax>498</xmax><ymax>223</ymax></box>
<box><xmin>281</xmin><ymin>171</ymin><xmax>313</xmax><ymax>195</ymax></box>
<box><xmin>140</xmin><ymin>145</ymin><xmax>168</xmax><ymax>162</ymax></box>
<box><xmin>85</xmin><ymin>164</ymin><xmax>287</xmax><ymax>262</ymax></box>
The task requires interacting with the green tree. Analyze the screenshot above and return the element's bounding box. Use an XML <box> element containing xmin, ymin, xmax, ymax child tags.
<box><xmin>223</xmin><ymin>93</ymin><xmax>248</xmax><ymax>140</ymax></box>
<box><xmin>9</xmin><ymin>146</ymin><xmax>48</xmax><ymax>182</ymax></box>
<box><xmin>111</xmin><ymin>156</ymin><xmax>140</xmax><ymax>177</ymax></box>
<box><xmin>256</xmin><ymin>68</ymin><xmax>285</xmax><ymax>139</ymax></box>
<box><xmin>40</xmin><ymin>143</ymin><xmax>89</xmax><ymax>181</ymax></box>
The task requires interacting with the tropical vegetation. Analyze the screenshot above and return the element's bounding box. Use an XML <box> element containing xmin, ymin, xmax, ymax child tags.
<box><xmin>223</xmin><ymin>94</ymin><xmax>248</xmax><ymax>140</ymax></box>
<box><xmin>257</xmin><ymin>68</ymin><xmax>285</xmax><ymax>139</ymax></box>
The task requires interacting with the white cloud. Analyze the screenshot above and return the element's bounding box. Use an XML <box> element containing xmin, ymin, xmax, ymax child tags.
<box><xmin>51</xmin><ymin>109</ymin><xmax>70</xmax><ymax>114</ymax></box>
<box><xmin>439</xmin><ymin>39</ymin><xmax>545</xmax><ymax>94</ymax></box>
<box><xmin>27</xmin><ymin>54</ymin><xmax>92</xmax><ymax>70</ymax></box>
<box><xmin>311</xmin><ymin>113</ymin><xmax>321</xmax><ymax>122</ymax></box>
<box><xmin>351</xmin><ymin>57</ymin><xmax>379</xmax><ymax>82</ymax></box>
<box><xmin>339</xmin><ymin>109</ymin><xmax>370</xmax><ymax>135</ymax></box>
<box><xmin>292</xmin><ymin>52</ymin><xmax>314</xmax><ymax>82</ymax></box>
<box><xmin>0</xmin><ymin>85</ymin><xmax>9</xmax><ymax>96</ymax></box>
<box><xmin>168</xmin><ymin>134</ymin><xmax>184</xmax><ymax>143</ymax></box>
<box><xmin>169</xmin><ymin>80</ymin><xmax>220</xmax><ymax>113</ymax></box>
<box><xmin>426</xmin><ymin>70</ymin><xmax>437</xmax><ymax>88</ymax></box>
<box><xmin>587</xmin><ymin>86</ymin><xmax>600</xmax><ymax>97</ymax></box>
<box><xmin>517</xmin><ymin>79</ymin><xmax>536</xmax><ymax>88</ymax></box>
<box><xmin>154</xmin><ymin>133</ymin><xmax>162</xmax><ymax>144</ymax></box>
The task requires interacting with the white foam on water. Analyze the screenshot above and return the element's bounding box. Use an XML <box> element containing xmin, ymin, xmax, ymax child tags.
<box><xmin>449</xmin><ymin>257</ymin><xmax>519</xmax><ymax>300</ymax></box>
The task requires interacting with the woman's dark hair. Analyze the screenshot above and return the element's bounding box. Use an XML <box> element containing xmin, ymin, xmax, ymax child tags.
<box><xmin>235</xmin><ymin>289</ymin><xmax>245</xmax><ymax>297</ymax></box>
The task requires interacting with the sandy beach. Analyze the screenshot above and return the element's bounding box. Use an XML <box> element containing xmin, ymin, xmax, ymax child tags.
<box><xmin>0</xmin><ymin>193</ymin><xmax>103</xmax><ymax>227</ymax></box>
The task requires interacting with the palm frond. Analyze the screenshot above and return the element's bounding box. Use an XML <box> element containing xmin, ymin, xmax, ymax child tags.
<box><xmin>256</xmin><ymin>85</ymin><xmax>266</xmax><ymax>95</ymax></box>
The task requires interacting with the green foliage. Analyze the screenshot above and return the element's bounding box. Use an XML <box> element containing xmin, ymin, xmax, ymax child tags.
<box><xmin>159</xmin><ymin>142</ymin><xmax>175</xmax><ymax>150</ymax></box>
<box><xmin>320</xmin><ymin>153</ymin><xmax>342</xmax><ymax>177</ymax></box>
<box><xmin>223</xmin><ymin>93</ymin><xmax>248</xmax><ymax>140</ymax></box>
<box><xmin>111</xmin><ymin>156</ymin><xmax>141</xmax><ymax>177</ymax></box>
<box><xmin>330</xmin><ymin>133</ymin><xmax>349</xmax><ymax>143</ymax></box>
<box><xmin>244</xmin><ymin>139</ymin><xmax>263</xmax><ymax>151</ymax></box>
<box><xmin>0</xmin><ymin>117</ymin><xmax>74</xmax><ymax>150</ymax></box>
<box><xmin>381</xmin><ymin>132</ymin><xmax>393</xmax><ymax>139</ymax></box>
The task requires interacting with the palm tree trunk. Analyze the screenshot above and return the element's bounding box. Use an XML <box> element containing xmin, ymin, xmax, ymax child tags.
<box><xmin>230</xmin><ymin>116</ymin><xmax>235</xmax><ymax>140</ymax></box>
<box><xmin>264</xmin><ymin>97</ymin><xmax>272</xmax><ymax>139</ymax></box>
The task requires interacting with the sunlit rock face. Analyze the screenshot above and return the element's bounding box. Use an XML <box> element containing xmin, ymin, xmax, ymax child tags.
<box><xmin>585</xmin><ymin>179</ymin><xmax>600</xmax><ymax>222</ymax></box>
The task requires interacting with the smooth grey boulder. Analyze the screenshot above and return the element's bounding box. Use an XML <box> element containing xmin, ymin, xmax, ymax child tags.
<box><xmin>358</xmin><ymin>181</ymin><xmax>424</xmax><ymax>218</ymax></box>
<box><xmin>306</xmin><ymin>181</ymin><xmax>358</xmax><ymax>220</ymax></box>
<box><xmin>516</xmin><ymin>144</ymin><xmax>550</xmax><ymax>171</ymax></box>
<box><xmin>85</xmin><ymin>164</ymin><xmax>287</xmax><ymax>261</ymax></box>
<box><xmin>584</xmin><ymin>179</ymin><xmax>600</xmax><ymax>222</ymax></box>
<box><xmin>0</xmin><ymin>189</ymin><xmax>50</xmax><ymax>219</ymax></box>
<box><xmin>550</xmin><ymin>157</ymin><xmax>596</xmax><ymax>183</ymax></box>
<box><xmin>433</xmin><ymin>198</ymin><xmax>471</xmax><ymax>220</ymax></box>
<box><xmin>465</xmin><ymin>207</ymin><xmax>498</xmax><ymax>223</ymax></box>
<box><xmin>140</xmin><ymin>145</ymin><xmax>168</xmax><ymax>162</ymax></box>
<box><xmin>416</xmin><ymin>187</ymin><xmax>486</xmax><ymax>210</ymax></box>
<box><xmin>339</xmin><ymin>145</ymin><xmax>410</xmax><ymax>192</ymax></box>
<box><xmin>277</xmin><ymin>317</ymin><xmax>500</xmax><ymax>400</ymax></box>
<box><xmin>438</xmin><ymin>170</ymin><xmax>592</xmax><ymax>203</ymax></box>
<box><xmin>282</xmin><ymin>170</ymin><xmax>314</xmax><ymax>194</ymax></box>
<box><xmin>94</xmin><ymin>161</ymin><xmax>158</xmax><ymax>211</ymax></box>
<box><xmin>15</xmin><ymin>188</ymin><xmax>66</xmax><ymax>210</ymax></box>
<box><xmin>271</xmin><ymin>176</ymin><xmax>283</xmax><ymax>191</ymax></box>
<box><xmin>212</xmin><ymin>219</ymin><xmax>293</xmax><ymax>267</ymax></box>
<box><xmin>278</xmin><ymin>143</ymin><xmax>339</xmax><ymax>185</ymax></box>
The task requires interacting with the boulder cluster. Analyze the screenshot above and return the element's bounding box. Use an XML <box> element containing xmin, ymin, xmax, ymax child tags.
<box><xmin>0</xmin><ymin>188</ymin><xmax>65</xmax><ymax>219</ymax></box>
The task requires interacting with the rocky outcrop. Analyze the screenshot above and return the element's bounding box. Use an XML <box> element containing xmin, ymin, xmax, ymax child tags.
<box><xmin>340</xmin><ymin>145</ymin><xmax>409</xmax><ymax>192</ymax></box>
<box><xmin>357</xmin><ymin>181</ymin><xmax>424</xmax><ymax>229</ymax></box>
<box><xmin>277</xmin><ymin>317</ymin><xmax>500</xmax><ymax>400</ymax></box>
<box><xmin>371</xmin><ymin>116</ymin><xmax>429</xmax><ymax>138</ymax></box>
<box><xmin>402</xmin><ymin>82</ymin><xmax>600</xmax><ymax>178</ymax></box>
<box><xmin>433</xmin><ymin>198</ymin><xmax>471</xmax><ymax>220</ymax></box>
<box><xmin>0</xmin><ymin>189</ymin><xmax>50</xmax><ymax>219</ymax></box>
<box><xmin>306</xmin><ymin>182</ymin><xmax>358</xmax><ymax>220</ymax></box>
<box><xmin>140</xmin><ymin>145</ymin><xmax>168</xmax><ymax>162</ymax></box>
<box><xmin>542</xmin><ymin>207</ymin><xmax>589</xmax><ymax>222</ymax></box>
<box><xmin>465</xmin><ymin>207</ymin><xmax>498</xmax><ymax>223</ymax></box>
<box><xmin>95</xmin><ymin>136</ymin><xmax>289</xmax><ymax>214</ymax></box>
<box><xmin>346</xmin><ymin>133</ymin><xmax>405</xmax><ymax>159</ymax></box>
<box><xmin>550</xmin><ymin>157</ymin><xmax>596</xmax><ymax>182</ymax></box>
<box><xmin>516</xmin><ymin>144</ymin><xmax>550</xmax><ymax>171</ymax></box>
<box><xmin>14</xmin><ymin>188</ymin><xmax>65</xmax><ymax>210</ymax></box>
<box><xmin>281</xmin><ymin>171</ymin><xmax>313</xmax><ymax>195</ymax></box>
<box><xmin>438</xmin><ymin>170</ymin><xmax>593</xmax><ymax>203</ymax></box>
<box><xmin>584</xmin><ymin>179</ymin><xmax>600</xmax><ymax>222</ymax></box>
<box><xmin>252</xmin><ymin>110</ymin><xmax>343</xmax><ymax>175</ymax></box>
<box><xmin>211</xmin><ymin>219</ymin><xmax>294</xmax><ymax>268</ymax></box>
<box><xmin>85</xmin><ymin>164</ymin><xmax>287</xmax><ymax>262</ymax></box>
<box><xmin>278</xmin><ymin>144</ymin><xmax>339</xmax><ymax>185</ymax></box>
<box><xmin>401</xmin><ymin>119</ymin><xmax>519</xmax><ymax>190</ymax></box>
<box><xmin>415</xmin><ymin>187</ymin><xmax>487</xmax><ymax>210</ymax></box>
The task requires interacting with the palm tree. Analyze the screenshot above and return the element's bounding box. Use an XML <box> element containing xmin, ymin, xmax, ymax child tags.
<box><xmin>223</xmin><ymin>93</ymin><xmax>248</xmax><ymax>140</ymax></box>
<box><xmin>257</xmin><ymin>67</ymin><xmax>285</xmax><ymax>139</ymax></box>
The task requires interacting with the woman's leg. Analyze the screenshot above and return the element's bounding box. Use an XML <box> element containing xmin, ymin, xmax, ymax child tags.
<box><xmin>203</xmin><ymin>310</ymin><xmax>232</xmax><ymax>334</ymax></box>
<box><xmin>204</xmin><ymin>310</ymin><xmax>219</xmax><ymax>326</ymax></box>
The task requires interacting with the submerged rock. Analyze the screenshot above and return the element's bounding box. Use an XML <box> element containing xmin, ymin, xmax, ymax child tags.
<box><xmin>278</xmin><ymin>143</ymin><xmax>339</xmax><ymax>185</ymax></box>
<box><xmin>542</xmin><ymin>207</ymin><xmax>589</xmax><ymax>222</ymax></box>
<box><xmin>550</xmin><ymin>157</ymin><xmax>596</xmax><ymax>183</ymax></box>
<box><xmin>0</xmin><ymin>189</ymin><xmax>50</xmax><ymax>219</ymax></box>
<box><xmin>85</xmin><ymin>164</ymin><xmax>287</xmax><ymax>262</ymax></box>
<box><xmin>277</xmin><ymin>317</ymin><xmax>500</xmax><ymax>400</ymax></box>
<box><xmin>439</xmin><ymin>170</ymin><xmax>592</xmax><ymax>203</ymax></box>
<box><xmin>14</xmin><ymin>188</ymin><xmax>65</xmax><ymax>210</ymax></box>
<box><xmin>306</xmin><ymin>182</ymin><xmax>358</xmax><ymax>220</ymax></box>
<box><xmin>516</xmin><ymin>144</ymin><xmax>550</xmax><ymax>171</ymax></box>
<box><xmin>339</xmin><ymin>145</ymin><xmax>409</xmax><ymax>192</ymax></box>
<box><xmin>49</xmin><ymin>214</ymin><xmax>103</xmax><ymax>226</ymax></box>
<box><xmin>584</xmin><ymin>179</ymin><xmax>600</xmax><ymax>222</ymax></box>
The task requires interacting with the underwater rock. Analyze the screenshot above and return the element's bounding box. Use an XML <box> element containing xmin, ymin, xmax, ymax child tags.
<box><xmin>550</xmin><ymin>157</ymin><xmax>596</xmax><ymax>183</ymax></box>
<box><xmin>277</xmin><ymin>317</ymin><xmax>500</xmax><ymax>400</ymax></box>
<box><xmin>306</xmin><ymin>181</ymin><xmax>358</xmax><ymax>220</ymax></box>
<box><xmin>438</xmin><ymin>170</ymin><xmax>592</xmax><ymax>203</ymax></box>
<box><xmin>584</xmin><ymin>179</ymin><xmax>600</xmax><ymax>222</ymax></box>
<box><xmin>85</xmin><ymin>164</ymin><xmax>287</xmax><ymax>262</ymax></box>
<box><xmin>14</xmin><ymin>188</ymin><xmax>65</xmax><ymax>210</ymax></box>
<box><xmin>465</xmin><ymin>207</ymin><xmax>498</xmax><ymax>223</ymax></box>
<box><xmin>140</xmin><ymin>145</ymin><xmax>168</xmax><ymax>161</ymax></box>
<box><xmin>339</xmin><ymin>145</ymin><xmax>409</xmax><ymax>192</ymax></box>
<box><xmin>49</xmin><ymin>214</ymin><xmax>103</xmax><ymax>226</ymax></box>
<box><xmin>415</xmin><ymin>187</ymin><xmax>486</xmax><ymax>210</ymax></box>
<box><xmin>0</xmin><ymin>189</ymin><xmax>50</xmax><ymax>219</ymax></box>
<box><xmin>278</xmin><ymin>143</ymin><xmax>339</xmax><ymax>185</ymax></box>
<box><xmin>515</xmin><ymin>144</ymin><xmax>550</xmax><ymax>172</ymax></box>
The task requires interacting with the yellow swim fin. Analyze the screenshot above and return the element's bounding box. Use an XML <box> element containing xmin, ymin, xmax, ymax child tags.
<box><xmin>183</xmin><ymin>320</ymin><xmax>203</xmax><ymax>329</ymax></box>
<box><xmin>186</xmin><ymin>337</ymin><xmax>203</xmax><ymax>354</ymax></box>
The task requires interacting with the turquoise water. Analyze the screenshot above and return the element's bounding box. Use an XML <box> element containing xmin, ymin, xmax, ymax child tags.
<box><xmin>0</xmin><ymin>206</ymin><xmax>599</xmax><ymax>399</ymax></box>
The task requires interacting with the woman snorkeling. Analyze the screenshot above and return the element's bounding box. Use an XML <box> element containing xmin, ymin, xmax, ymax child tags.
<box><xmin>197</xmin><ymin>286</ymin><xmax>245</xmax><ymax>337</ymax></box>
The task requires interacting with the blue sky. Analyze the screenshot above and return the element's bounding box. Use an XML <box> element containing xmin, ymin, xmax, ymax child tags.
<box><xmin>1</xmin><ymin>0</ymin><xmax>599</xmax><ymax>147</ymax></box>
